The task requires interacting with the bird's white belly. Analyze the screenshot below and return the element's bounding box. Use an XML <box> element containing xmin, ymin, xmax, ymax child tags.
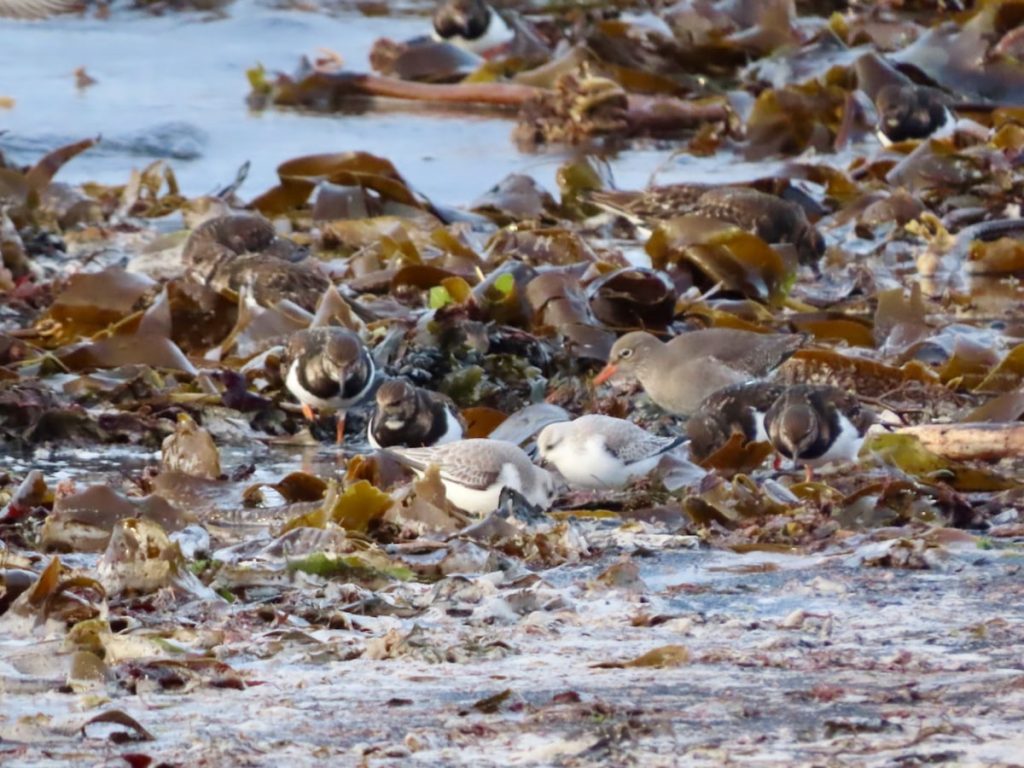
<box><xmin>751</xmin><ymin>411</ymin><xmax>770</xmax><ymax>443</ymax></box>
<box><xmin>803</xmin><ymin>415</ymin><xmax>864</xmax><ymax>467</ymax></box>
<box><xmin>438</xmin><ymin>463</ymin><xmax>522</xmax><ymax>516</ymax></box>
<box><xmin>436</xmin><ymin>408</ymin><xmax>464</xmax><ymax>445</ymax></box>
<box><xmin>551</xmin><ymin>437</ymin><xmax>658</xmax><ymax>490</ymax></box>
<box><xmin>442</xmin><ymin>478</ymin><xmax>504</xmax><ymax>516</ymax></box>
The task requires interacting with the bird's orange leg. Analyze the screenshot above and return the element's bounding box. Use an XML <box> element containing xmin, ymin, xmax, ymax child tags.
<box><xmin>302</xmin><ymin>404</ymin><xmax>316</xmax><ymax>421</ymax></box>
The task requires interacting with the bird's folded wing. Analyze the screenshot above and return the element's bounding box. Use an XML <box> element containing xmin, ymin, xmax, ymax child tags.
<box><xmin>438</xmin><ymin>460</ymin><xmax>502</xmax><ymax>491</ymax></box>
<box><xmin>387</xmin><ymin>447</ymin><xmax>502</xmax><ymax>491</ymax></box>
<box><xmin>606</xmin><ymin>432</ymin><xmax>683</xmax><ymax>463</ymax></box>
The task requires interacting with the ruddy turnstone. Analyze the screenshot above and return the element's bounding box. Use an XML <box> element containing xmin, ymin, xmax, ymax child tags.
<box><xmin>386</xmin><ymin>438</ymin><xmax>556</xmax><ymax>516</ymax></box>
<box><xmin>367</xmin><ymin>378</ymin><xmax>464</xmax><ymax>449</ymax></box>
<box><xmin>686</xmin><ymin>380</ymin><xmax>786</xmax><ymax>462</ymax></box>
<box><xmin>209</xmin><ymin>255</ymin><xmax>329</xmax><ymax>314</ymax></box>
<box><xmin>281</xmin><ymin>327</ymin><xmax>376</xmax><ymax>442</ymax></box>
<box><xmin>589</xmin><ymin>185</ymin><xmax>826</xmax><ymax>268</ymax></box>
<box><xmin>764</xmin><ymin>384</ymin><xmax>877</xmax><ymax>481</ymax></box>
<box><xmin>693</xmin><ymin>187</ymin><xmax>826</xmax><ymax>268</ymax></box>
<box><xmin>594</xmin><ymin>329</ymin><xmax>804</xmax><ymax>416</ymax></box>
<box><xmin>854</xmin><ymin>52</ymin><xmax>957</xmax><ymax>147</ymax></box>
<box><xmin>432</xmin><ymin>0</ymin><xmax>513</xmax><ymax>55</ymax></box>
<box><xmin>183</xmin><ymin>213</ymin><xmax>327</xmax><ymax>313</ymax></box>
<box><xmin>183</xmin><ymin>212</ymin><xmax>304</xmax><ymax>281</ymax></box>
<box><xmin>874</xmin><ymin>83</ymin><xmax>955</xmax><ymax>146</ymax></box>
<box><xmin>536</xmin><ymin>414</ymin><xmax>684</xmax><ymax>490</ymax></box>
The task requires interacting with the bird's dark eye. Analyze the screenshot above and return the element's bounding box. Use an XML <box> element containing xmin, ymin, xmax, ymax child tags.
<box><xmin>619</xmin><ymin>348</ymin><xmax>633</xmax><ymax>359</ymax></box>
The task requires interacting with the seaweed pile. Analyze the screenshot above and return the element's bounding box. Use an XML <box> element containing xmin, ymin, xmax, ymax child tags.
<box><xmin>3</xmin><ymin>0</ymin><xmax>1024</xmax><ymax>764</ymax></box>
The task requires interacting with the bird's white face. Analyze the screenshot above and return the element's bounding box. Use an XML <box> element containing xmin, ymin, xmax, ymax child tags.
<box><xmin>536</xmin><ymin>422</ymin><xmax>570</xmax><ymax>461</ymax></box>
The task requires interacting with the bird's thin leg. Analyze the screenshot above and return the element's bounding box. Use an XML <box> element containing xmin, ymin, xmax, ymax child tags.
<box><xmin>790</xmin><ymin>456</ymin><xmax>810</xmax><ymax>483</ymax></box>
<box><xmin>335</xmin><ymin>412</ymin><xmax>346</xmax><ymax>445</ymax></box>
<box><xmin>302</xmin><ymin>404</ymin><xmax>316</xmax><ymax>422</ymax></box>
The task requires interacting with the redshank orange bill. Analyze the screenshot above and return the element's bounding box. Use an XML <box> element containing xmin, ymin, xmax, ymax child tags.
<box><xmin>593</xmin><ymin>363</ymin><xmax>617</xmax><ymax>386</ymax></box>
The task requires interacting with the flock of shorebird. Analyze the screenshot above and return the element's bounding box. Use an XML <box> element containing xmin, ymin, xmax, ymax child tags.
<box><xmin>270</xmin><ymin>0</ymin><xmax>961</xmax><ymax>515</ymax></box>
<box><xmin>165</xmin><ymin>116</ymin><xmax>891</xmax><ymax>519</ymax></box>
<box><xmin>178</xmin><ymin>0</ymin><xmax>935</xmax><ymax>518</ymax></box>
<box><xmin>265</xmin><ymin>0</ymin><xmax>905</xmax><ymax>512</ymax></box>
<box><xmin>8</xmin><ymin>0</ymin><xmax>958</xmax><ymax>516</ymax></box>
<box><xmin>278</xmin><ymin>322</ymin><xmax>879</xmax><ymax>517</ymax></box>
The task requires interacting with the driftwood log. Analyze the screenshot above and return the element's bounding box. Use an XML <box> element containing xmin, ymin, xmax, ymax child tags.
<box><xmin>270</xmin><ymin>71</ymin><xmax>731</xmax><ymax>133</ymax></box>
<box><xmin>323</xmin><ymin>73</ymin><xmax>540</xmax><ymax>106</ymax></box>
<box><xmin>896</xmin><ymin>423</ymin><xmax>1024</xmax><ymax>462</ymax></box>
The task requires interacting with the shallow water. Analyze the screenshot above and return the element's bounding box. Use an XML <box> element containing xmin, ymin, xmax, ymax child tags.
<box><xmin>0</xmin><ymin>1</ymin><xmax>672</xmax><ymax>204</ymax></box>
<box><xmin>1</xmin><ymin>441</ymin><xmax>336</xmax><ymax>484</ymax></box>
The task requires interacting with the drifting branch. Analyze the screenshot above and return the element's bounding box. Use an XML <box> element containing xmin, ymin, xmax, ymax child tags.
<box><xmin>896</xmin><ymin>422</ymin><xmax>1024</xmax><ymax>462</ymax></box>
<box><xmin>279</xmin><ymin>72</ymin><xmax>731</xmax><ymax>131</ymax></box>
<box><xmin>340</xmin><ymin>72</ymin><xmax>539</xmax><ymax>106</ymax></box>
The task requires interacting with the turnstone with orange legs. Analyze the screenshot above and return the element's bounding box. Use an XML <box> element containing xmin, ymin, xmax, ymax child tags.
<box><xmin>281</xmin><ymin>327</ymin><xmax>375</xmax><ymax>443</ymax></box>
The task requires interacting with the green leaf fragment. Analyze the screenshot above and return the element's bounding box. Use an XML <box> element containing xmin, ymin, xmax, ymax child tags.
<box><xmin>865</xmin><ymin>433</ymin><xmax>1018</xmax><ymax>493</ymax></box>
<box><xmin>493</xmin><ymin>272</ymin><xmax>515</xmax><ymax>297</ymax></box>
<box><xmin>287</xmin><ymin>552</ymin><xmax>413</xmax><ymax>583</ymax></box>
<box><xmin>429</xmin><ymin>285</ymin><xmax>453</xmax><ymax>309</ymax></box>
<box><xmin>246</xmin><ymin>65</ymin><xmax>270</xmax><ymax>94</ymax></box>
<box><xmin>150</xmin><ymin>637</ymin><xmax>189</xmax><ymax>655</ymax></box>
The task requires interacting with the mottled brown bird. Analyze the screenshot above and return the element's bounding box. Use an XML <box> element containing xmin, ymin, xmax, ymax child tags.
<box><xmin>183</xmin><ymin>213</ymin><xmax>326</xmax><ymax>313</ymax></box>
<box><xmin>589</xmin><ymin>185</ymin><xmax>825</xmax><ymax>268</ymax></box>
<box><xmin>693</xmin><ymin>187</ymin><xmax>825</xmax><ymax>269</ymax></box>
<box><xmin>686</xmin><ymin>380</ymin><xmax>786</xmax><ymax>462</ymax></box>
